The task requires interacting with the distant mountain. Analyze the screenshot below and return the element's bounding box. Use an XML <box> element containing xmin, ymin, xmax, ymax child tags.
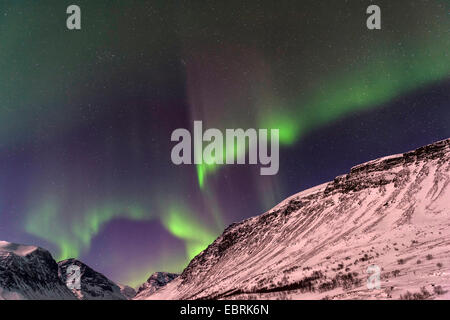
<box><xmin>58</xmin><ymin>259</ymin><xmax>128</xmax><ymax>300</ymax></box>
<box><xmin>141</xmin><ymin>138</ymin><xmax>450</xmax><ymax>300</ymax></box>
<box><xmin>134</xmin><ymin>272</ymin><xmax>178</xmax><ymax>299</ymax></box>
<box><xmin>119</xmin><ymin>284</ymin><xmax>137</xmax><ymax>299</ymax></box>
<box><xmin>0</xmin><ymin>241</ymin><xmax>75</xmax><ymax>300</ymax></box>
<box><xmin>0</xmin><ymin>241</ymin><xmax>129</xmax><ymax>300</ymax></box>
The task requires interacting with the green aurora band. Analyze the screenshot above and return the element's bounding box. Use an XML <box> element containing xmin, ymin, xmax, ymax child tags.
<box><xmin>25</xmin><ymin>199</ymin><xmax>220</xmax><ymax>264</ymax></box>
<box><xmin>196</xmin><ymin>40</ymin><xmax>450</xmax><ymax>188</ymax></box>
<box><xmin>25</xmin><ymin>200</ymin><xmax>150</xmax><ymax>260</ymax></box>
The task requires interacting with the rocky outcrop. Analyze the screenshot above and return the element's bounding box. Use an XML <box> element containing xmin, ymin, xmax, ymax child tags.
<box><xmin>134</xmin><ymin>272</ymin><xmax>178</xmax><ymax>299</ymax></box>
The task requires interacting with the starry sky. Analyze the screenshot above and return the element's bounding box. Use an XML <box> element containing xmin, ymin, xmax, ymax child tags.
<box><xmin>0</xmin><ymin>0</ymin><xmax>449</xmax><ymax>287</ymax></box>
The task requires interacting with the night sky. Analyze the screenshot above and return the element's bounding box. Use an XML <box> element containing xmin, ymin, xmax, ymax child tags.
<box><xmin>0</xmin><ymin>0</ymin><xmax>449</xmax><ymax>287</ymax></box>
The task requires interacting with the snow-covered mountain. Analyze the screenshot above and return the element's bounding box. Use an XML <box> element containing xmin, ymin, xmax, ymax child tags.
<box><xmin>142</xmin><ymin>138</ymin><xmax>450</xmax><ymax>300</ymax></box>
<box><xmin>134</xmin><ymin>272</ymin><xmax>178</xmax><ymax>299</ymax></box>
<box><xmin>0</xmin><ymin>241</ymin><xmax>75</xmax><ymax>300</ymax></box>
<box><xmin>58</xmin><ymin>259</ymin><xmax>128</xmax><ymax>300</ymax></box>
<box><xmin>0</xmin><ymin>241</ymin><xmax>130</xmax><ymax>300</ymax></box>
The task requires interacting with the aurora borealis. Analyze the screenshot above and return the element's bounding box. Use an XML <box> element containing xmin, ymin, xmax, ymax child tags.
<box><xmin>0</xmin><ymin>0</ymin><xmax>449</xmax><ymax>287</ymax></box>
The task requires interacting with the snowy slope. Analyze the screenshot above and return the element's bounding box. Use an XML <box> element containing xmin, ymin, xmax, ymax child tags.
<box><xmin>0</xmin><ymin>241</ymin><xmax>75</xmax><ymax>300</ymax></box>
<box><xmin>142</xmin><ymin>138</ymin><xmax>450</xmax><ymax>300</ymax></box>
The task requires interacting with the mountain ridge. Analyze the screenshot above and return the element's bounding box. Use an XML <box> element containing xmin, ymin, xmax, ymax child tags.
<box><xmin>142</xmin><ymin>138</ymin><xmax>450</xmax><ymax>300</ymax></box>
<box><xmin>0</xmin><ymin>241</ymin><xmax>133</xmax><ymax>300</ymax></box>
<box><xmin>0</xmin><ymin>241</ymin><xmax>75</xmax><ymax>300</ymax></box>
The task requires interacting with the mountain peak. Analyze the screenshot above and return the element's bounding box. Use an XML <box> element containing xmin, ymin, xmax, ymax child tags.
<box><xmin>58</xmin><ymin>259</ymin><xmax>128</xmax><ymax>300</ymax></box>
<box><xmin>350</xmin><ymin>138</ymin><xmax>450</xmax><ymax>175</ymax></box>
<box><xmin>0</xmin><ymin>241</ymin><xmax>40</xmax><ymax>257</ymax></box>
<box><xmin>135</xmin><ymin>272</ymin><xmax>178</xmax><ymax>299</ymax></box>
<box><xmin>0</xmin><ymin>241</ymin><xmax>75</xmax><ymax>300</ymax></box>
<box><xmin>0</xmin><ymin>241</ymin><xmax>130</xmax><ymax>300</ymax></box>
<box><xmin>325</xmin><ymin>138</ymin><xmax>450</xmax><ymax>195</ymax></box>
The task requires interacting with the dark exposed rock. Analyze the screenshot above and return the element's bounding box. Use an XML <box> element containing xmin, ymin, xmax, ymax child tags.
<box><xmin>119</xmin><ymin>284</ymin><xmax>137</xmax><ymax>299</ymax></box>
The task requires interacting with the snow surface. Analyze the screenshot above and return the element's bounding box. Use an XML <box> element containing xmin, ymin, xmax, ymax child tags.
<box><xmin>0</xmin><ymin>241</ymin><xmax>39</xmax><ymax>257</ymax></box>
